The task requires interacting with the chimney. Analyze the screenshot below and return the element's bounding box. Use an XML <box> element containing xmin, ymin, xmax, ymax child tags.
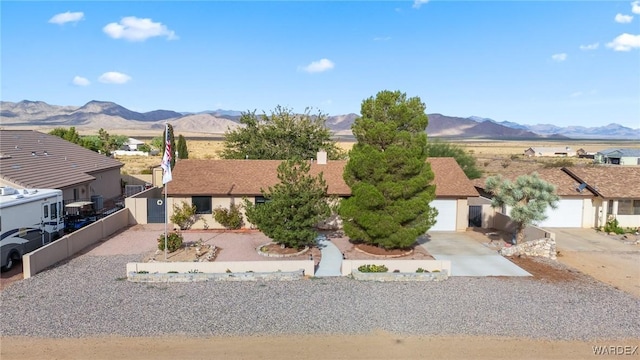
<box><xmin>317</xmin><ymin>149</ymin><xmax>327</xmax><ymax>165</ymax></box>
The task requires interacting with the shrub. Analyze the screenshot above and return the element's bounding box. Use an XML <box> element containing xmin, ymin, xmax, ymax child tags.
<box><xmin>213</xmin><ymin>203</ymin><xmax>244</xmax><ymax>229</ymax></box>
<box><xmin>357</xmin><ymin>264</ymin><xmax>388</xmax><ymax>273</ymax></box>
<box><xmin>416</xmin><ymin>268</ymin><xmax>429</xmax><ymax>273</ymax></box>
<box><xmin>157</xmin><ymin>232</ymin><xmax>184</xmax><ymax>252</ymax></box>
<box><xmin>171</xmin><ymin>201</ymin><xmax>197</xmax><ymax>230</ymax></box>
<box><xmin>603</xmin><ymin>217</ymin><xmax>624</xmax><ymax>234</ymax></box>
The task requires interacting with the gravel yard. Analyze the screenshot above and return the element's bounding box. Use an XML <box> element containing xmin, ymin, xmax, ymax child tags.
<box><xmin>1</xmin><ymin>249</ymin><xmax>638</xmax><ymax>341</ymax></box>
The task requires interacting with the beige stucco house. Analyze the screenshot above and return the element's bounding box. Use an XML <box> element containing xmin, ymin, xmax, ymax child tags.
<box><xmin>163</xmin><ymin>156</ymin><xmax>479</xmax><ymax>232</ymax></box>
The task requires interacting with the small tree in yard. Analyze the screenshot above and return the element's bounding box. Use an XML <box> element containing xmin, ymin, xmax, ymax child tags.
<box><xmin>339</xmin><ymin>90</ymin><xmax>438</xmax><ymax>250</ymax></box>
<box><xmin>244</xmin><ymin>158</ymin><xmax>331</xmax><ymax>249</ymax></box>
<box><xmin>485</xmin><ymin>173</ymin><xmax>559</xmax><ymax>244</ymax></box>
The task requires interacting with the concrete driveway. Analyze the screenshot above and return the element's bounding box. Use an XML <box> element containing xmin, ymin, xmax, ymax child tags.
<box><xmin>550</xmin><ymin>228</ymin><xmax>640</xmax><ymax>297</ymax></box>
<box><xmin>420</xmin><ymin>232</ymin><xmax>530</xmax><ymax>277</ymax></box>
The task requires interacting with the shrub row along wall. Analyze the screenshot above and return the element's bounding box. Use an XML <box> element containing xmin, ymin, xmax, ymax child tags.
<box><xmin>126</xmin><ymin>260</ymin><xmax>315</xmax><ymax>277</ymax></box>
<box><xmin>499</xmin><ymin>238</ymin><xmax>557</xmax><ymax>260</ymax></box>
<box><xmin>341</xmin><ymin>259</ymin><xmax>451</xmax><ymax>277</ymax></box>
<box><xmin>23</xmin><ymin>209</ymin><xmax>130</xmax><ymax>279</ymax></box>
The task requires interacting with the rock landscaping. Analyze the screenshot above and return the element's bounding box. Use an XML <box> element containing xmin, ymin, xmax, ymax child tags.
<box><xmin>500</xmin><ymin>237</ymin><xmax>557</xmax><ymax>260</ymax></box>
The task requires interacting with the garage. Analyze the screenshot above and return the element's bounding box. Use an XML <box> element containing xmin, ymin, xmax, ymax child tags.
<box><xmin>430</xmin><ymin>199</ymin><xmax>457</xmax><ymax>231</ymax></box>
<box><xmin>536</xmin><ymin>199</ymin><xmax>583</xmax><ymax>228</ymax></box>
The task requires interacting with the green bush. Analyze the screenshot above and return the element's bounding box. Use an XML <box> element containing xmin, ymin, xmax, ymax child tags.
<box><xmin>157</xmin><ymin>232</ymin><xmax>184</xmax><ymax>252</ymax></box>
<box><xmin>416</xmin><ymin>268</ymin><xmax>429</xmax><ymax>273</ymax></box>
<box><xmin>171</xmin><ymin>201</ymin><xmax>197</xmax><ymax>230</ymax></box>
<box><xmin>357</xmin><ymin>264</ymin><xmax>388</xmax><ymax>273</ymax></box>
<box><xmin>603</xmin><ymin>217</ymin><xmax>624</xmax><ymax>234</ymax></box>
<box><xmin>213</xmin><ymin>203</ymin><xmax>244</xmax><ymax>229</ymax></box>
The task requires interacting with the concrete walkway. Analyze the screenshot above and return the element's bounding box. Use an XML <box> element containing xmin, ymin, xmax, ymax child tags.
<box><xmin>421</xmin><ymin>232</ymin><xmax>530</xmax><ymax>277</ymax></box>
<box><xmin>314</xmin><ymin>235</ymin><xmax>343</xmax><ymax>277</ymax></box>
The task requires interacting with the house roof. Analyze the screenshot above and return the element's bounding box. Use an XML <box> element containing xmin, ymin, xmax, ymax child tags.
<box><xmin>0</xmin><ymin>130</ymin><xmax>123</xmax><ymax>189</ymax></box>
<box><xmin>597</xmin><ymin>148</ymin><xmax>640</xmax><ymax>157</ymax></box>
<box><xmin>525</xmin><ymin>147</ymin><xmax>572</xmax><ymax>154</ymax></box>
<box><xmin>166</xmin><ymin>157</ymin><xmax>478</xmax><ymax>198</ymax></box>
<box><xmin>563</xmin><ymin>166</ymin><xmax>640</xmax><ymax>198</ymax></box>
<box><xmin>473</xmin><ymin>168</ymin><xmax>597</xmax><ymax>197</ymax></box>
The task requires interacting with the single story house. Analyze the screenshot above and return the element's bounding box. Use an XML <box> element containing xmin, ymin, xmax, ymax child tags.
<box><xmin>475</xmin><ymin>166</ymin><xmax>640</xmax><ymax>229</ymax></box>
<box><xmin>523</xmin><ymin>147</ymin><xmax>573</xmax><ymax>157</ymax></box>
<box><xmin>595</xmin><ymin>148</ymin><xmax>640</xmax><ymax>166</ymax></box>
<box><xmin>122</xmin><ymin>137</ymin><xmax>146</xmax><ymax>151</ymax></box>
<box><xmin>164</xmin><ymin>156</ymin><xmax>478</xmax><ymax>232</ymax></box>
<box><xmin>0</xmin><ymin>130</ymin><xmax>123</xmax><ymax>205</ymax></box>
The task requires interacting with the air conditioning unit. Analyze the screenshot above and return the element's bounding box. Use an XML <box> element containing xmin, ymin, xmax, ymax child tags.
<box><xmin>0</xmin><ymin>187</ymin><xmax>17</xmax><ymax>196</ymax></box>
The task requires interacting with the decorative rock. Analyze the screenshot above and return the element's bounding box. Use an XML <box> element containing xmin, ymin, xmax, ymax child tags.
<box><xmin>500</xmin><ymin>238</ymin><xmax>557</xmax><ymax>260</ymax></box>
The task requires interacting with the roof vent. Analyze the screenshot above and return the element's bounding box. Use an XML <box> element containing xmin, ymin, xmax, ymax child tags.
<box><xmin>576</xmin><ymin>183</ymin><xmax>587</xmax><ymax>193</ymax></box>
<box><xmin>43</xmin><ymin>150</ymin><xmax>49</xmax><ymax>156</ymax></box>
<box><xmin>0</xmin><ymin>187</ymin><xmax>17</xmax><ymax>196</ymax></box>
<box><xmin>31</xmin><ymin>151</ymin><xmax>36</xmax><ymax>156</ymax></box>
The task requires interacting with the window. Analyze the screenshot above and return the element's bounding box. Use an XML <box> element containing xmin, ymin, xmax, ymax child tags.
<box><xmin>617</xmin><ymin>200</ymin><xmax>640</xmax><ymax>215</ymax></box>
<box><xmin>192</xmin><ymin>196</ymin><xmax>212</xmax><ymax>214</ymax></box>
<box><xmin>43</xmin><ymin>204</ymin><xmax>49</xmax><ymax>218</ymax></box>
<box><xmin>51</xmin><ymin>202</ymin><xmax>57</xmax><ymax>219</ymax></box>
<box><xmin>255</xmin><ymin>196</ymin><xmax>268</xmax><ymax>206</ymax></box>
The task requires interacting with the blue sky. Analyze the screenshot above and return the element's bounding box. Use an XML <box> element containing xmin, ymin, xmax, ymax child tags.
<box><xmin>1</xmin><ymin>1</ymin><xmax>639</xmax><ymax>128</ymax></box>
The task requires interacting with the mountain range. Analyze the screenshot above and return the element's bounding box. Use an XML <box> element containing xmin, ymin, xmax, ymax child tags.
<box><xmin>1</xmin><ymin>100</ymin><xmax>638</xmax><ymax>139</ymax></box>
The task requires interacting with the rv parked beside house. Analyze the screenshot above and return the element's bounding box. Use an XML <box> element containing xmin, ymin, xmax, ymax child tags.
<box><xmin>0</xmin><ymin>187</ymin><xmax>64</xmax><ymax>271</ymax></box>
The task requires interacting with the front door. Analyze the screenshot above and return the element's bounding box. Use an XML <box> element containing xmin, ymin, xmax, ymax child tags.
<box><xmin>147</xmin><ymin>198</ymin><xmax>166</xmax><ymax>223</ymax></box>
<box><xmin>468</xmin><ymin>205</ymin><xmax>482</xmax><ymax>227</ymax></box>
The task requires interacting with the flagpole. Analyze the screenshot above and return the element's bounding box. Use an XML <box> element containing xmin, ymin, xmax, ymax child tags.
<box><xmin>164</xmin><ymin>180</ymin><xmax>168</xmax><ymax>261</ymax></box>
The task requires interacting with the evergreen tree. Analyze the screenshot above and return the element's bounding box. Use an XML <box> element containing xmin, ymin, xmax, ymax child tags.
<box><xmin>485</xmin><ymin>173</ymin><xmax>559</xmax><ymax>244</ymax></box>
<box><xmin>244</xmin><ymin>158</ymin><xmax>331</xmax><ymax>249</ymax></box>
<box><xmin>339</xmin><ymin>90</ymin><xmax>437</xmax><ymax>250</ymax></box>
<box><xmin>177</xmin><ymin>134</ymin><xmax>189</xmax><ymax>159</ymax></box>
<box><xmin>162</xmin><ymin>124</ymin><xmax>177</xmax><ymax>169</ymax></box>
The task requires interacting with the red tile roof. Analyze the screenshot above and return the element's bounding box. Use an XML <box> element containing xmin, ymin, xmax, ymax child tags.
<box><xmin>166</xmin><ymin>157</ymin><xmax>478</xmax><ymax>198</ymax></box>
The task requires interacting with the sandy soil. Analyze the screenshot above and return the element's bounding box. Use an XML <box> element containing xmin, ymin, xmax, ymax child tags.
<box><xmin>2</xmin><ymin>333</ymin><xmax>638</xmax><ymax>360</ymax></box>
<box><xmin>556</xmin><ymin>251</ymin><xmax>640</xmax><ymax>297</ymax></box>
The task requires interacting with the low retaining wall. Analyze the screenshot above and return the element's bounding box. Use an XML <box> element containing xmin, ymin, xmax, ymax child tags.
<box><xmin>126</xmin><ymin>260</ymin><xmax>315</xmax><ymax>278</ymax></box>
<box><xmin>500</xmin><ymin>238</ymin><xmax>557</xmax><ymax>260</ymax></box>
<box><xmin>352</xmin><ymin>268</ymin><xmax>448</xmax><ymax>282</ymax></box>
<box><xmin>23</xmin><ymin>209</ymin><xmax>130</xmax><ymax>279</ymax></box>
<box><xmin>341</xmin><ymin>259</ymin><xmax>451</xmax><ymax>277</ymax></box>
<box><xmin>128</xmin><ymin>269</ymin><xmax>305</xmax><ymax>282</ymax></box>
<box><xmin>492</xmin><ymin>212</ymin><xmax>555</xmax><ymax>242</ymax></box>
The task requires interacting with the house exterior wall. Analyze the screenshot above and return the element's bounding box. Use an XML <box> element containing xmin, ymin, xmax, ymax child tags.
<box><xmin>621</xmin><ymin>156</ymin><xmax>640</xmax><ymax>166</ymax></box>
<box><xmin>456</xmin><ymin>198</ymin><xmax>468</xmax><ymax>231</ymax></box>
<box><xmin>89</xmin><ymin>168</ymin><xmax>122</xmax><ymax>201</ymax></box>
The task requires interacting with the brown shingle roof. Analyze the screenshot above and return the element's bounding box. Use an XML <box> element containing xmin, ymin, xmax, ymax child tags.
<box><xmin>166</xmin><ymin>157</ymin><xmax>478</xmax><ymax>198</ymax></box>
<box><xmin>564</xmin><ymin>166</ymin><xmax>640</xmax><ymax>198</ymax></box>
<box><xmin>0</xmin><ymin>130</ymin><xmax>123</xmax><ymax>189</ymax></box>
<box><xmin>474</xmin><ymin>168</ymin><xmax>596</xmax><ymax>197</ymax></box>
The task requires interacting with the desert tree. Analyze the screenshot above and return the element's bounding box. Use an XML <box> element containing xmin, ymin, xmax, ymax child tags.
<box><xmin>49</xmin><ymin>127</ymin><xmax>82</xmax><ymax>145</ymax></box>
<box><xmin>485</xmin><ymin>173</ymin><xmax>559</xmax><ymax>244</ymax></box>
<box><xmin>221</xmin><ymin>106</ymin><xmax>343</xmax><ymax>160</ymax></box>
<box><xmin>244</xmin><ymin>158</ymin><xmax>331</xmax><ymax>249</ymax></box>
<box><xmin>425</xmin><ymin>139</ymin><xmax>482</xmax><ymax>179</ymax></box>
<box><xmin>338</xmin><ymin>90</ymin><xmax>438</xmax><ymax>250</ymax></box>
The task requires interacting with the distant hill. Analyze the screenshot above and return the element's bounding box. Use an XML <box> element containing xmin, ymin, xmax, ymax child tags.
<box><xmin>1</xmin><ymin>100</ymin><xmax>636</xmax><ymax>139</ymax></box>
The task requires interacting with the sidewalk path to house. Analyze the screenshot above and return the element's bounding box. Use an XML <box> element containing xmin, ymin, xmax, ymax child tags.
<box><xmin>421</xmin><ymin>232</ymin><xmax>531</xmax><ymax>276</ymax></box>
<box><xmin>314</xmin><ymin>235</ymin><xmax>343</xmax><ymax>277</ymax></box>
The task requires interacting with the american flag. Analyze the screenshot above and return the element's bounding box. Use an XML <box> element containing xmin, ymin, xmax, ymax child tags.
<box><xmin>161</xmin><ymin>123</ymin><xmax>172</xmax><ymax>184</ymax></box>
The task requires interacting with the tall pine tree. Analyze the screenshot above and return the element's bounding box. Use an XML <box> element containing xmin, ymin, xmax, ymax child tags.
<box><xmin>177</xmin><ymin>134</ymin><xmax>189</xmax><ymax>159</ymax></box>
<box><xmin>339</xmin><ymin>90</ymin><xmax>438</xmax><ymax>249</ymax></box>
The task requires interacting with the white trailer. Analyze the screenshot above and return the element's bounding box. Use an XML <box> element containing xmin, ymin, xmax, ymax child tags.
<box><xmin>0</xmin><ymin>187</ymin><xmax>64</xmax><ymax>271</ymax></box>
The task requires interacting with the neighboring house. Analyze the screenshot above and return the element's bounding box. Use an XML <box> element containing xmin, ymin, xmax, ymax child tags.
<box><xmin>563</xmin><ymin>166</ymin><xmax>640</xmax><ymax>228</ymax></box>
<box><xmin>576</xmin><ymin>148</ymin><xmax>595</xmax><ymax>159</ymax></box>
<box><xmin>123</xmin><ymin>138</ymin><xmax>146</xmax><ymax>151</ymax></box>
<box><xmin>523</xmin><ymin>147</ymin><xmax>573</xmax><ymax>157</ymax></box>
<box><xmin>475</xmin><ymin>166</ymin><xmax>640</xmax><ymax>229</ymax></box>
<box><xmin>0</xmin><ymin>130</ymin><xmax>123</xmax><ymax>205</ymax></box>
<box><xmin>595</xmin><ymin>148</ymin><xmax>640</xmax><ymax>165</ymax></box>
<box><xmin>164</xmin><ymin>156</ymin><xmax>478</xmax><ymax>232</ymax></box>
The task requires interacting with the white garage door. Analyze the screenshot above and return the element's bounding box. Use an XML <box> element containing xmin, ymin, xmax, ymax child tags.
<box><xmin>430</xmin><ymin>199</ymin><xmax>457</xmax><ymax>231</ymax></box>
<box><xmin>536</xmin><ymin>199</ymin><xmax>583</xmax><ymax>228</ymax></box>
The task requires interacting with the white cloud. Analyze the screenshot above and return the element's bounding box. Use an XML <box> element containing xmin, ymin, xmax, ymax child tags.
<box><xmin>551</xmin><ymin>53</ymin><xmax>567</xmax><ymax>62</ymax></box>
<box><xmin>299</xmin><ymin>59</ymin><xmax>335</xmax><ymax>73</ymax></box>
<box><xmin>606</xmin><ymin>33</ymin><xmax>640</xmax><ymax>51</ymax></box>
<box><xmin>103</xmin><ymin>16</ymin><xmax>178</xmax><ymax>42</ymax></box>
<box><xmin>413</xmin><ymin>0</ymin><xmax>429</xmax><ymax>9</ymax></box>
<box><xmin>98</xmin><ymin>72</ymin><xmax>132</xmax><ymax>84</ymax></box>
<box><xmin>579</xmin><ymin>42</ymin><xmax>599</xmax><ymax>50</ymax></box>
<box><xmin>615</xmin><ymin>13</ymin><xmax>634</xmax><ymax>23</ymax></box>
<box><xmin>48</xmin><ymin>11</ymin><xmax>84</xmax><ymax>25</ymax></box>
<box><xmin>72</xmin><ymin>76</ymin><xmax>90</xmax><ymax>86</ymax></box>
<box><xmin>632</xmin><ymin>1</ymin><xmax>640</xmax><ymax>14</ymax></box>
